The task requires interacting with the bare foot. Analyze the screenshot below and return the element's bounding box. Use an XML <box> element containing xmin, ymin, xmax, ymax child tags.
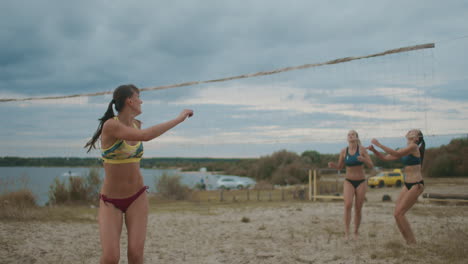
<box><xmin>353</xmin><ymin>233</ymin><xmax>359</xmax><ymax>241</ymax></box>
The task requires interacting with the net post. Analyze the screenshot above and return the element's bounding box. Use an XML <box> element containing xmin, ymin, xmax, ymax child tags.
<box><xmin>308</xmin><ymin>169</ymin><xmax>312</xmax><ymax>201</ymax></box>
<box><xmin>313</xmin><ymin>169</ymin><xmax>317</xmax><ymax>202</ymax></box>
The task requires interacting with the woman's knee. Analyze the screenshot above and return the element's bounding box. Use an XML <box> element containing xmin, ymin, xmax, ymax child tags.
<box><xmin>354</xmin><ymin>206</ymin><xmax>363</xmax><ymax>215</ymax></box>
<box><xmin>128</xmin><ymin>245</ymin><xmax>144</xmax><ymax>262</ymax></box>
<box><xmin>394</xmin><ymin>208</ymin><xmax>405</xmax><ymax>219</ymax></box>
<box><xmin>101</xmin><ymin>252</ymin><xmax>120</xmax><ymax>264</ymax></box>
<box><xmin>354</xmin><ymin>199</ymin><xmax>365</xmax><ymax>211</ymax></box>
<box><xmin>344</xmin><ymin>202</ymin><xmax>353</xmax><ymax>211</ymax></box>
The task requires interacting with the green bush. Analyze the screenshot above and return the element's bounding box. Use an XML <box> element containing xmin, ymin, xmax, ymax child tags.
<box><xmin>85</xmin><ymin>168</ymin><xmax>101</xmax><ymax>202</ymax></box>
<box><xmin>425</xmin><ymin>153</ymin><xmax>455</xmax><ymax>177</ymax></box>
<box><xmin>48</xmin><ymin>177</ymin><xmax>68</xmax><ymax>204</ymax></box>
<box><xmin>246</xmin><ymin>150</ymin><xmax>311</xmax><ymax>184</ymax></box>
<box><xmin>271</xmin><ymin>161</ymin><xmax>305</xmax><ymax>185</ymax></box>
<box><xmin>301</xmin><ymin>150</ymin><xmax>321</xmax><ymax>165</ymax></box>
<box><xmin>423</xmin><ymin>137</ymin><xmax>468</xmax><ymax>177</ymax></box>
<box><xmin>155</xmin><ymin>174</ymin><xmax>191</xmax><ymax>200</ymax></box>
<box><xmin>48</xmin><ymin>168</ymin><xmax>102</xmax><ymax>205</ymax></box>
<box><xmin>68</xmin><ymin>176</ymin><xmax>87</xmax><ymax>202</ymax></box>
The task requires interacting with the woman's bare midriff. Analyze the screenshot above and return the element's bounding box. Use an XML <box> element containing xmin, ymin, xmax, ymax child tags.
<box><xmin>102</xmin><ymin>162</ymin><xmax>144</xmax><ymax>198</ymax></box>
<box><xmin>345</xmin><ymin>165</ymin><xmax>366</xmax><ymax>180</ymax></box>
<box><xmin>404</xmin><ymin>164</ymin><xmax>423</xmax><ymax>183</ymax></box>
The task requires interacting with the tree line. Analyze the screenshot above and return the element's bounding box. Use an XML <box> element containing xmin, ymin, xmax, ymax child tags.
<box><xmin>1</xmin><ymin>137</ymin><xmax>467</xmax><ymax>183</ymax></box>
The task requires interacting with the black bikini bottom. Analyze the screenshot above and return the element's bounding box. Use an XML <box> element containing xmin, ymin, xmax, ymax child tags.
<box><xmin>404</xmin><ymin>180</ymin><xmax>424</xmax><ymax>190</ymax></box>
<box><xmin>345</xmin><ymin>178</ymin><xmax>366</xmax><ymax>189</ymax></box>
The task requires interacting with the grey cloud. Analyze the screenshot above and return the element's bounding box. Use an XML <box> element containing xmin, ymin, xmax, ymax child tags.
<box><xmin>1</xmin><ymin>0</ymin><xmax>467</xmax><ymax>157</ymax></box>
<box><xmin>2</xmin><ymin>0</ymin><xmax>467</xmax><ymax>97</ymax></box>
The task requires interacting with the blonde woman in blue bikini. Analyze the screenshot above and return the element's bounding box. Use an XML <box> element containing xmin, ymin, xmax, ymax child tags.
<box><xmin>328</xmin><ymin>130</ymin><xmax>374</xmax><ymax>240</ymax></box>
<box><xmin>368</xmin><ymin>129</ymin><xmax>425</xmax><ymax>244</ymax></box>
<box><xmin>85</xmin><ymin>84</ymin><xmax>193</xmax><ymax>264</ymax></box>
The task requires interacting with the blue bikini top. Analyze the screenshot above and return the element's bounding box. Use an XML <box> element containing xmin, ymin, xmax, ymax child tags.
<box><xmin>401</xmin><ymin>154</ymin><xmax>421</xmax><ymax>166</ymax></box>
<box><xmin>345</xmin><ymin>147</ymin><xmax>363</xmax><ymax>167</ymax></box>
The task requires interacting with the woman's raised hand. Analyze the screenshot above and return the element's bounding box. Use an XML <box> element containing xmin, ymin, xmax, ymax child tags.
<box><xmin>371</xmin><ymin>138</ymin><xmax>380</xmax><ymax>146</ymax></box>
<box><xmin>366</xmin><ymin>145</ymin><xmax>376</xmax><ymax>152</ymax></box>
<box><xmin>178</xmin><ymin>109</ymin><xmax>194</xmax><ymax>122</ymax></box>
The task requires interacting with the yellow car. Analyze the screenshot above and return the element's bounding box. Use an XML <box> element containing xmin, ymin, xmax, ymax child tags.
<box><xmin>368</xmin><ymin>169</ymin><xmax>404</xmax><ymax>188</ymax></box>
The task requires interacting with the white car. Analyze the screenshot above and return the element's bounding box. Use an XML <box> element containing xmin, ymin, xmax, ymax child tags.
<box><xmin>217</xmin><ymin>177</ymin><xmax>250</xmax><ymax>190</ymax></box>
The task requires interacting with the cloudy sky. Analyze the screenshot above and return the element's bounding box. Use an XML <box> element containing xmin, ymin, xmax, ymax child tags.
<box><xmin>1</xmin><ymin>0</ymin><xmax>467</xmax><ymax>158</ymax></box>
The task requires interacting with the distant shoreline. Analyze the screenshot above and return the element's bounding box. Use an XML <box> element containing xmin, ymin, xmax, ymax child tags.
<box><xmin>0</xmin><ymin>157</ymin><xmax>251</xmax><ymax>168</ymax></box>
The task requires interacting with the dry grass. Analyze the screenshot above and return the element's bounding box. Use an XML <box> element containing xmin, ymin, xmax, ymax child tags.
<box><xmin>0</xmin><ymin>190</ymin><xmax>96</xmax><ymax>223</ymax></box>
<box><xmin>1</xmin><ymin>185</ymin><xmax>97</xmax><ymax>222</ymax></box>
<box><xmin>0</xmin><ymin>189</ymin><xmax>37</xmax><ymax>207</ymax></box>
<box><xmin>0</xmin><ymin>189</ymin><xmax>38</xmax><ymax>221</ymax></box>
<box><xmin>0</xmin><ymin>206</ymin><xmax>97</xmax><ymax>222</ymax></box>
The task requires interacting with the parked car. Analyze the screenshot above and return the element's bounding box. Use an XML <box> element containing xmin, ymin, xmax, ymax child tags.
<box><xmin>368</xmin><ymin>169</ymin><xmax>404</xmax><ymax>188</ymax></box>
<box><xmin>216</xmin><ymin>177</ymin><xmax>251</xmax><ymax>190</ymax></box>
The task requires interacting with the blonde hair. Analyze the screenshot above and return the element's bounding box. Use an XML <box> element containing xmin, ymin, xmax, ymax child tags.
<box><xmin>349</xmin><ymin>130</ymin><xmax>362</xmax><ymax>146</ymax></box>
<box><xmin>407</xmin><ymin>129</ymin><xmax>423</xmax><ymax>144</ymax></box>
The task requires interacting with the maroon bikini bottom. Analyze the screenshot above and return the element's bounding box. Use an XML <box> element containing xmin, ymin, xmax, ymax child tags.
<box><xmin>100</xmin><ymin>186</ymin><xmax>148</xmax><ymax>213</ymax></box>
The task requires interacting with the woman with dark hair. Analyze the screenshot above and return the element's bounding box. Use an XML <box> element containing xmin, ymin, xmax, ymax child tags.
<box><xmin>367</xmin><ymin>129</ymin><xmax>425</xmax><ymax>244</ymax></box>
<box><xmin>85</xmin><ymin>84</ymin><xmax>193</xmax><ymax>264</ymax></box>
<box><xmin>328</xmin><ymin>130</ymin><xmax>373</xmax><ymax>240</ymax></box>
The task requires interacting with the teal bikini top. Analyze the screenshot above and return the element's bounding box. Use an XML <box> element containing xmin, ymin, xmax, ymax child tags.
<box><xmin>345</xmin><ymin>147</ymin><xmax>363</xmax><ymax>167</ymax></box>
<box><xmin>401</xmin><ymin>154</ymin><xmax>421</xmax><ymax>166</ymax></box>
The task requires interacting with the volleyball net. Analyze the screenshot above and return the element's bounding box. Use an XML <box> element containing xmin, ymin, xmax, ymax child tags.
<box><xmin>1</xmin><ymin>42</ymin><xmax>467</xmax><ymax>158</ymax></box>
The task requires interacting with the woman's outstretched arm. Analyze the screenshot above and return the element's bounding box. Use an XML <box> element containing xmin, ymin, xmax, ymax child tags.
<box><xmin>103</xmin><ymin>109</ymin><xmax>193</xmax><ymax>142</ymax></box>
<box><xmin>367</xmin><ymin>144</ymin><xmax>399</xmax><ymax>161</ymax></box>
<box><xmin>371</xmin><ymin>138</ymin><xmax>417</xmax><ymax>158</ymax></box>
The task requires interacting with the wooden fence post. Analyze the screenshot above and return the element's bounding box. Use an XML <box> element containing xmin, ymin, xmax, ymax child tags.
<box><xmin>308</xmin><ymin>169</ymin><xmax>312</xmax><ymax>201</ymax></box>
<box><xmin>313</xmin><ymin>169</ymin><xmax>317</xmax><ymax>202</ymax></box>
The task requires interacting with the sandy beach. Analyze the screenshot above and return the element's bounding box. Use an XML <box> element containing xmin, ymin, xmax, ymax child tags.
<box><xmin>1</xmin><ymin>179</ymin><xmax>467</xmax><ymax>264</ymax></box>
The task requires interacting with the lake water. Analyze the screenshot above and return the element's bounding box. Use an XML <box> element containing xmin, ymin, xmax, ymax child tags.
<box><xmin>0</xmin><ymin>167</ymin><xmax>255</xmax><ymax>206</ymax></box>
